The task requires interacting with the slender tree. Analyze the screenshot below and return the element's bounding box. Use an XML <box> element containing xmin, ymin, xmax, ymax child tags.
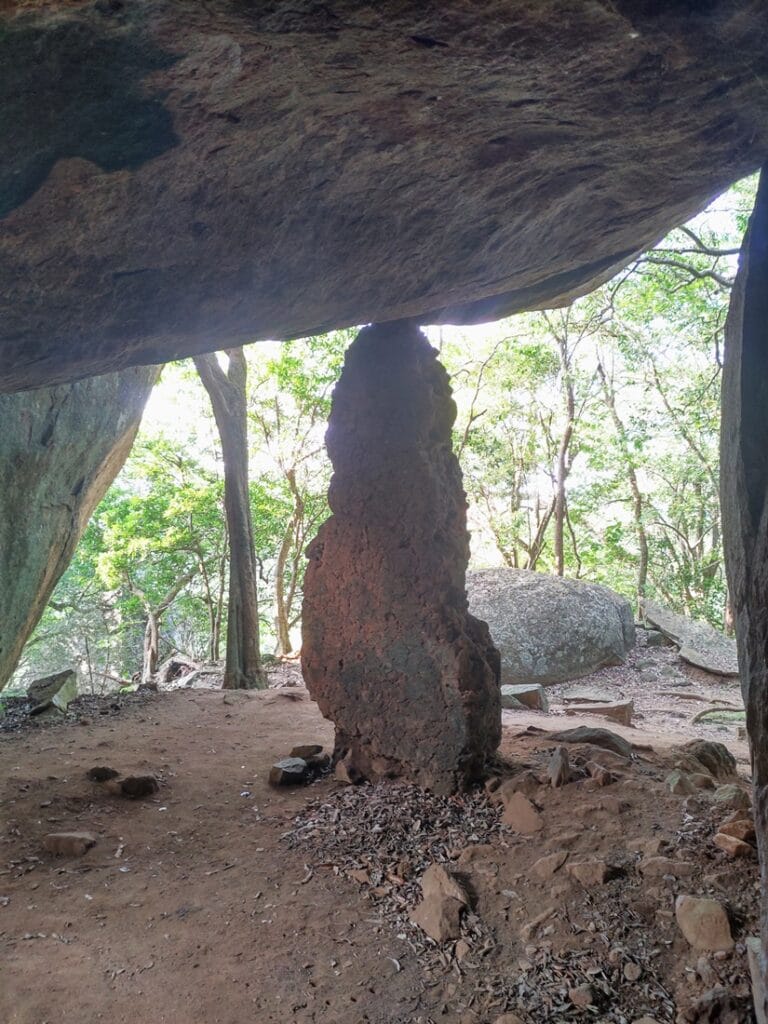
<box><xmin>194</xmin><ymin>349</ymin><xmax>265</xmax><ymax>689</ymax></box>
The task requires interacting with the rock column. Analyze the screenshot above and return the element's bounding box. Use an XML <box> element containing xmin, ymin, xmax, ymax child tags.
<box><xmin>0</xmin><ymin>365</ymin><xmax>159</xmax><ymax>688</ymax></box>
<box><xmin>301</xmin><ymin>322</ymin><xmax>500</xmax><ymax>794</ymax></box>
<box><xmin>720</xmin><ymin>165</ymin><xmax>768</xmax><ymax>1014</ymax></box>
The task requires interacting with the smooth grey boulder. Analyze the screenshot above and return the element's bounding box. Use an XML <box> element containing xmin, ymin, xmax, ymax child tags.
<box><xmin>467</xmin><ymin>569</ymin><xmax>635</xmax><ymax>687</ymax></box>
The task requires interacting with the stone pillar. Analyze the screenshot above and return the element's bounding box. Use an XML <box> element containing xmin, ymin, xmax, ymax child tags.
<box><xmin>301</xmin><ymin>322</ymin><xmax>500</xmax><ymax>794</ymax></box>
<box><xmin>0</xmin><ymin>365</ymin><xmax>159</xmax><ymax>689</ymax></box>
<box><xmin>720</xmin><ymin>166</ymin><xmax>768</xmax><ymax>1014</ymax></box>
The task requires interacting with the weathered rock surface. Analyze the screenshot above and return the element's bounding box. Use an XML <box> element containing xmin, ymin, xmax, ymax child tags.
<box><xmin>500</xmin><ymin>683</ymin><xmax>548</xmax><ymax>712</ymax></box>
<box><xmin>43</xmin><ymin>832</ymin><xmax>97</xmax><ymax>857</ymax></box>
<box><xmin>2</xmin><ymin>3</ymin><xmax>768</xmax><ymax>389</ymax></box>
<box><xmin>468</xmin><ymin>569</ymin><xmax>635</xmax><ymax>686</ymax></box>
<box><xmin>301</xmin><ymin>323</ymin><xmax>500</xmax><ymax>793</ymax></box>
<box><xmin>0</xmin><ymin>366</ymin><xmax>159</xmax><ymax>689</ymax></box>
<box><xmin>678</xmin><ymin>739</ymin><xmax>737</xmax><ymax>781</ymax></box>
<box><xmin>501</xmin><ymin>791</ymin><xmax>543</xmax><ymax>834</ymax></box>
<box><xmin>641</xmin><ymin>600</ymin><xmax>739</xmax><ymax>677</ymax></box>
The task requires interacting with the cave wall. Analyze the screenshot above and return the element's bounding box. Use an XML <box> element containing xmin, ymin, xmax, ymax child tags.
<box><xmin>0</xmin><ymin>366</ymin><xmax>159</xmax><ymax>689</ymax></box>
<box><xmin>2</xmin><ymin>1</ymin><xmax>768</xmax><ymax>389</ymax></box>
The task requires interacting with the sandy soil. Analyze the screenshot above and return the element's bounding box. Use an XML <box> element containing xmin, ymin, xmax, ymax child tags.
<box><xmin>0</xmin><ymin>666</ymin><xmax>757</xmax><ymax>1024</ymax></box>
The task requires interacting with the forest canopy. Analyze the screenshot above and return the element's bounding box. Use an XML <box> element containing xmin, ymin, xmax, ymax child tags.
<box><xmin>11</xmin><ymin>176</ymin><xmax>757</xmax><ymax>691</ymax></box>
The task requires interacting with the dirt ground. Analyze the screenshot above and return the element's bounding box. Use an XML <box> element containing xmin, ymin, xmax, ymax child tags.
<box><xmin>0</xmin><ymin>653</ymin><xmax>757</xmax><ymax>1024</ymax></box>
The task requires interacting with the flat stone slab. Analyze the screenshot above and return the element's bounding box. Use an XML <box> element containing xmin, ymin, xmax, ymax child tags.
<box><xmin>500</xmin><ymin>684</ymin><xmax>548</xmax><ymax>712</ymax></box>
<box><xmin>564</xmin><ymin>700</ymin><xmax>633</xmax><ymax>727</ymax></box>
<box><xmin>560</xmin><ymin>688</ymin><xmax>617</xmax><ymax>705</ymax></box>
<box><xmin>642</xmin><ymin>600</ymin><xmax>739</xmax><ymax>677</ymax></box>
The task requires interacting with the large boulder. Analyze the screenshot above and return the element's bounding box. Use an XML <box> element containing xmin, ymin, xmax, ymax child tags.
<box><xmin>467</xmin><ymin>569</ymin><xmax>635</xmax><ymax>686</ymax></box>
<box><xmin>2</xmin><ymin>2</ymin><xmax>768</xmax><ymax>389</ymax></box>
<box><xmin>0</xmin><ymin>366</ymin><xmax>159</xmax><ymax>689</ymax></box>
<box><xmin>641</xmin><ymin>600</ymin><xmax>739</xmax><ymax>677</ymax></box>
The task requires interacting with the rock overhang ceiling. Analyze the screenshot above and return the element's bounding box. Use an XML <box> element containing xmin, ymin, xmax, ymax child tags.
<box><xmin>2</xmin><ymin>0</ymin><xmax>768</xmax><ymax>390</ymax></box>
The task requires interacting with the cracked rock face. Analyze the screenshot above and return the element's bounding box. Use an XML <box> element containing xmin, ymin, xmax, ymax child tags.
<box><xmin>2</xmin><ymin>1</ymin><xmax>768</xmax><ymax>389</ymax></box>
<box><xmin>0</xmin><ymin>366</ymin><xmax>159</xmax><ymax>689</ymax></box>
<box><xmin>301</xmin><ymin>322</ymin><xmax>501</xmax><ymax>793</ymax></box>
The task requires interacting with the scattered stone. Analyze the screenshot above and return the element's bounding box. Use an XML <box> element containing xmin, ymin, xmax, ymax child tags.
<box><xmin>105</xmin><ymin>775</ymin><xmax>159</xmax><ymax>799</ymax></box>
<box><xmin>675</xmin><ymin>895</ymin><xmax>734</xmax><ymax>951</ymax></box>
<box><xmin>289</xmin><ymin>744</ymin><xmax>323</xmax><ymax>759</ymax></box>
<box><xmin>499</xmin><ymin>691</ymin><xmax>525</xmax><ymax>711</ymax></box>
<box><xmin>689</xmin><ymin>772</ymin><xmax>715</xmax><ymax>790</ymax></box>
<box><xmin>712</xmin><ymin>783</ymin><xmax>751</xmax><ymax>812</ymax></box>
<box><xmin>626</xmin><ymin>836</ymin><xmax>665</xmax><ymax>857</ymax></box>
<box><xmin>334</xmin><ymin>758</ymin><xmax>358</xmax><ymax>785</ymax></box>
<box><xmin>497</xmin><ymin>771</ymin><xmax>542</xmax><ymax>803</ymax></box>
<box><xmin>547</xmin><ymin>746</ymin><xmax>571</xmax><ymax>787</ymax></box>
<box><xmin>639</xmin><ymin>627</ymin><xmax>668</xmax><ymax>648</ymax></box>
<box><xmin>567</xmin><ymin>859</ymin><xmax>617</xmax><ymax>886</ymax></box>
<box><xmin>561</xmin><ymin>687</ymin><xmax>617</xmax><ymax>704</ymax></box>
<box><xmin>501</xmin><ymin>792</ymin><xmax>543</xmax><ymax>834</ymax></box>
<box><xmin>746</xmin><ymin>937</ymin><xmax>767</xmax><ymax>1024</ymax></box>
<box><xmin>409</xmin><ymin>863</ymin><xmax>468</xmax><ymax>943</ymax></box>
<box><xmin>718</xmin><ymin>818</ymin><xmax>755</xmax><ymax>843</ymax></box>
<box><xmin>623</xmin><ymin>961</ymin><xmax>642</xmax><ymax>982</ymax></box>
<box><xmin>599</xmin><ymin>794</ymin><xmax>630</xmax><ymax>815</ymax></box>
<box><xmin>86</xmin><ymin>766</ymin><xmax>120</xmax><ymax>782</ymax></box>
<box><xmin>27</xmin><ymin>669</ymin><xmax>78</xmax><ymax>711</ymax></box>
<box><xmin>500</xmin><ymin>683</ymin><xmax>549</xmax><ymax>712</ymax></box>
<box><xmin>681</xmin><ymin>740</ymin><xmax>737</xmax><ymax>780</ymax></box>
<box><xmin>564</xmin><ymin>699</ymin><xmax>633</xmax><ymax>726</ymax></box>
<box><xmin>269</xmin><ymin>758</ymin><xmax>308</xmax><ymax>786</ymax></box>
<box><xmin>714</xmin><ymin>833</ymin><xmax>754</xmax><ymax>858</ymax></box>
<box><xmin>530</xmin><ymin>850</ymin><xmax>568</xmax><ymax>881</ymax></box>
<box><xmin>666</xmin><ymin>770</ymin><xmax>697</xmax><ymax>796</ymax></box>
<box><xmin>640</xmin><ymin>857</ymin><xmax>696</xmax><ymax>879</ymax></box>
<box><xmin>585</xmin><ymin>761</ymin><xmax>615</xmax><ymax>786</ymax></box>
<box><xmin>550</xmin><ymin>726</ymin><xmax>632</xmax><ymax>758</ymax></box>
<box><xmin>43</xmin><ymin>832</ymin><xmax>97</xmax><ymax>856</ymax></box>
<box><xmin>568</xmin><ymin>984</ymin><xmax>594</xmax><ymax>1007</ymax></box>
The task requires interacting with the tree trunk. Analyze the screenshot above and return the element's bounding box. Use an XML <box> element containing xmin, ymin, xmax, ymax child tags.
<box><xmin>553</xmin><ymin>333</ymin><xmax>576</xmax><ymax>577</ymax></box>
<box><xmin>142</xmin><ymin>610</ymin><xmax>159</xmax><ymax>686</ymax></box>
<box><xmin>194</xmin><ymin>349</ymin><xmax>265</xmax><ymax>689</ymax></box>
<box><xmin>597</xmin><ymin>361</ymin><xmax>649</xmax><ymax>606</ymax></box>
<box><xmin>720</xmin><ymin>166</ymin><xmax>768</xmax><ymax>1015</ymax></box>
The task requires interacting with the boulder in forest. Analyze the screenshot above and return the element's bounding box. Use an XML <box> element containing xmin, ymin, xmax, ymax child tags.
<box><xmin>467</xmin><ymin>569</ymin><xmax>635</xmax><ymax>687</ymax></box>
<box><xmin>27</xmin><ymin>669</ymin><xmax>77</xmax><ymax>711</ymax></box>
<box><xmin>641</xmin><ymin>600</ymin><xmax>739</xmax><ymax>677</ymax></box>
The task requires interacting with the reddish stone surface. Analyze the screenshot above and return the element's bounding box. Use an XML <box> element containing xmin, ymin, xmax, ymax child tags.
<box><xmin>301</xmin><ymin>322</ymin><xmax>500</xmax><ymax>793</ymax></box>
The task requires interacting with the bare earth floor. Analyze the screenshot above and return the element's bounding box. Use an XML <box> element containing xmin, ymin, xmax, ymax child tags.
<box><xmin>0</xmin><ymin>670</ymin><xmax>756</xmax><ymax>1024</ymax></box>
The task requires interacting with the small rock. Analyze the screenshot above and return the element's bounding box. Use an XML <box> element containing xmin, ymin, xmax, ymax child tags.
<box><xmin>548</xmin><ymin>746</ymin><xmax>571</xmax><ymax>787</ymax></box>
<box><xmin>501</xmin><ymin>792</ymin><xmax>543</xmax><ymax>834</ymax></box>
<box><xmin>713</xmin><ymin>833</ymin><xmax>754</xmax><ymax>858</ymax></box>
<box><xmin>712</xmin><ymin>784</ymin><xmax>751</xmax><ymax>812</ymax></box>
<box><xmin>640</xmin><ymin>856</ymin><xmax>696</xmax><ymax>879</ymax></box>
<box><xmin>675</xmin><ymin>895</ymin><xmax>733</xmax><ymax>951</ymax></box>
<box><xmin>457</xmin><ymin>843</ymin><xmax>496</xmax><ymax>866</ymax></box>
<box><xmin>666</xmin><ymin>770</ymin><xmax>697</xmax><ymax>796</ymax></box>
<box><xmin>27</xmin><ymin>669</ymin><xmax>78</xmax><ymax>710</ymax></box>
<box><xmin>626</xmin><ymin>836</ymin><xmax>665</xmax><ymax>857</ymax></box>
<box><xmin>43</xmin><ymin>832</ymin><xmax>97</xmax><ymax>856</ymax></box>
<box><xmin>551</xmin><ymin>726</ymin><xmax>632</xmax><ymax>758</ymax></box>
<box><xmin>567</xmin><ymin>859</ymin><xmax>617</xmax><ymax>886</ymax></box>
<box><xmin>568</xmin><ymin>984</ymin><xmax>594</xmax><ymax>1007</ymax></box>
<box><xmin>718</xmin><ymin>818</ymin><xmax>755</xmax><ymax>843</ymax></box>
<box><xmin>269</xmin><ymin>758</ymin><xmax>308</xmax><ymax>786</ymax></box>
<box><xmin>599</xmin><ymin>794</ymin><xmax>629</xmax><ymax>815</ymax></box>
<box><xmin>623</xmin><ymin>961</ymin><xmax>642</xmax><ymax>982</ymax></box>
<box><xmin>564</xmin><ymin>699</ymin><xmax>633</xmax><ymax>726</ymax></box>
<box><xmin>334</xmin><ymin>758</ymin><xmax>357</xmax><ymax>784</ymax></box>
<box><xmin>455</xmin><ymin>939</ymin><xmax>471</xmax><ymax>961</ymax></box>
<box><xmin>497</xmin><ymin>771</ymin><xmax>542</xmax><ymax>803</ymax></box>
<box><xmin>86</xmin><ymin>766</ymin><xmax>120</xmax><ymax>782</ymax></box>
<box><xmin>585</xmin><ymin>761</ymin><xmax>615</xmax><ymax>786</ymax></box>
<box><xmin>409</xmin><ymin>864</ymin><xmax>468</xmax><ymax>943</ymax></box>
<box><xmin>500</xmin><ymin>683</ymin><xmax>549</xmax><ymax>712</ymax></box>
<box><xmin>289</xmin><ymin>744</ymin><xmax>323</xmax><ymax>759</ymax></box>
<box><xmin>689</xmin><ymin>772</ymin><xmax>715</xmax><ymax>790</ymax></box>
<box><xmin>530</xmin><ymin>851</ymin><xmax>568</xmax><ymax>881</ymax></box>
<box><xmin>696</xmin><ymin>955</ymin><xmax>717</xmax><ymax>987</ymax></box>
<box><xmin>682</xmin><ymin>740</ymin><xmax>737</xmax><ymax>780</ymax></box>
<box><xmin>106</xmin><ymin>775</ymin><xmax>159</xmax><ymax>799</ymax></box>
